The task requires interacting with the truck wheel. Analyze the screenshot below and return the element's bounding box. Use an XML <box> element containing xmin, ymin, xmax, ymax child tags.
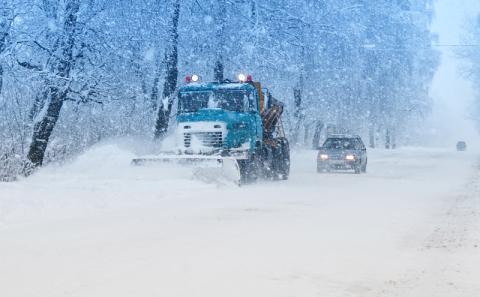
<box><xmin>238</xmin><ymin>160</ymin><xmax>255</xmax><ymax>184</ymax></box>
<box><xmin>270</xmin><ymin>146</ymin><xmax>281</xmax><ymax>180</ymax></box>
<box><xmin>264</xmin><ymin>141</ymin><xmax>288</xmax><ymax>181</ymax></box>
<box><xmin>281</xmin><ymin>154</ymin><xmax>290</xmax><ymax>180</ymax></box>
<box><xmin>278</xmin><ymin>139</ymin><xmax>290</xmax><ymax>180</ymax></box>
<box><xmin>238</xmin><ymin>148</ymin><xmax>262</xmax><ymax>184</ymax></box>
<box><xmin>238</xmin><ymin>159</ymin><xmax>258</xmax><ymax>184</ymax></box>
<box><xmin>262</xmin><ymin>146</ymin><xmax>275</xmax><ymax>180</ymax></box>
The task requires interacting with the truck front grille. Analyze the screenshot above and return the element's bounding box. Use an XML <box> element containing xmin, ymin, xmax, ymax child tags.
<box><xmin>184</xmin><ymin>132</ymin><xmax>223</xmax><ymax>148</ymax></box>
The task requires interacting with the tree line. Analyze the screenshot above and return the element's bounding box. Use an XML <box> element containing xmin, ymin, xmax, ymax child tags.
<box><xmin>0</xmin><ymin>0</ymin><xmax>439</xmax><ymax>180</ymax></box>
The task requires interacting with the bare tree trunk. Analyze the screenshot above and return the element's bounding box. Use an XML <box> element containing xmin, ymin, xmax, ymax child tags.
<box><xmin>250</xmin><ymin>0</ymin><xmax>256</xmax><ymax>20</ymax></box>
<box><xmin>303</xmin><ymin>123</ymin><xmax>311</xmax><ymax>146</ymax></box>
<box><xmin>312</xmin><ymin>121</ymin><xmax>324</xmax><ymax>149</ymax></box>
<box><xmin>391</xmin><ymin>129</ymin><xmax>397</xmax><ymax>149</ymax></box>
<box><xmin>28</xmin><ymin>89</ymin><xmax>48</xmax><ymax>121</ymax></box>
<box><xmin>0</xmin><ymin>64</ymin><xmax>3</xmax><ymax>94</ymax></box>
<box><xmin>26</xmin><ymin>0</ymin><xmax>80</xmax><ymax>170</ymax></box>
<box><xmin>1</xmin><ymin>6</ymin><xmax>11</xmax><ymax>95</ymax></box>
<box><xmin>369</xmin><ymin>125</ymin><xmax>375</xmax><ymax>148</ymax></box>
<box><xmin>292</xmin><ymin>88</ymin><xmax>301</xmax><ymax>144</ymax></box>
<box><xmin>154</xmin><ymin>0</ymin><xmax>180</xmax><ymax>139</ymax></box>
<box><xmin>213</xmin><ymin>58</ymin><xmax>224</xmax><ymax>82</ymax></box>
<box><xmin>292</xmin><ymin>74</ymin><xmax>305</xmax><ymax>145</ymax></box>
<box><xmin>385</xmin><ymin>128</ymin><xmax>391</xmax><ymax>149</ymax></box>
<box><xmin>150</xmin><ymin>67</ymin><xmax>161</xmax><ymax>110</ymax></box>
<box><xmin>27</xmin><ymin>88</ymin><xmax>66</xmax><ymax>167</ymax></box>
<box><xmin>214</xmin><ymin>0</ymin><xmax>226</xmax><ymax>82</ymax></box>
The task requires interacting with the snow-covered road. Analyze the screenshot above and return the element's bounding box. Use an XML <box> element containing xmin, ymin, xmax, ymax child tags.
<box><xmin>1</xmin><ymin>145</ymin><xmax>479</xmax><ymax>297</ymax></box>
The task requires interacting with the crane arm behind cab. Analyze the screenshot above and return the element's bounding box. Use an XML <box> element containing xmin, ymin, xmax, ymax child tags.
<box><xmin>261</xmin><ymin>97</ymin><xmax>284</xmax><ymax>138</ymax></box>
<box><xmin>251</xmin><ymin>81</ymin><xmax>285</xmax><ymax>138</ymax></box>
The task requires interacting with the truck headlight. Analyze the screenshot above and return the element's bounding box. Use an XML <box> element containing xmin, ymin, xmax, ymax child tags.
<box><xmin>191</xmin><ymin>74</ymin><xmax>200</xmax><ymax>82</ymax></box>
<box><xmin>345</xmin><ymin>155</ymin><xmax>355</xmax><ymax>161</ymax></box>
<box><xmin>238</xmin><ymin>73</ymin><xmax>247</xmax><ymax>82</ymax></box>
<box><xmin>320</xmin><ymin>154</ymin><xmax>329</xmax><ymax>160</ymax></box>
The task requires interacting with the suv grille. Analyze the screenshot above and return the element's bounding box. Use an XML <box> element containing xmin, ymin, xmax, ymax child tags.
<box><xmin>184</xmin><ymin>132</ymin><xmax>223</xmax><ymax>148</ymax></box>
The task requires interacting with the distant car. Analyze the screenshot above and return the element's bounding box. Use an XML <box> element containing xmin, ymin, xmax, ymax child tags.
<box><xmin>456</xmin><ymin>141</ymin><xmax>467</xmax><ymax>151</ymax></box>
<box><xmin>317</xmin><ymin>135</ymin><xmax>367</xmax><ymax>174</ymax></box>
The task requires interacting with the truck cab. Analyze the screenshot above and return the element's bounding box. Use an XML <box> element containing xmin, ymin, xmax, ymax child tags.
<box><xmin>173</xmin><ymin>76</ymin><xmax>290</xmax><ymax>182</ymax></box>
<box><xmin>175</xmin><ymin>81</ymin><xmax>263</xmax><ymax>158</ymax></box>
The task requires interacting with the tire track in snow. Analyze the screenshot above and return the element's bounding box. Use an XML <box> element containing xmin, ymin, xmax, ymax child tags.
<box><xmin>424</xmin><ymin>186</ymin><xmax>480</xmax><ymax>251</ymax></box>
<box><xmin>373</xmin><ymin>160</ymin><xmax>480</xmax><ymax>297</ymax></box>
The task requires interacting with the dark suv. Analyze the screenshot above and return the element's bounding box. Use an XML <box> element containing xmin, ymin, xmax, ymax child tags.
<box><xmin>317</xmin><ymin>135</ymin><xmax>367</xmax><ymax>174</ymax></box>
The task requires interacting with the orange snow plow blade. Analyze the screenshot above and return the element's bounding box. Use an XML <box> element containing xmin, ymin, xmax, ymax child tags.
<box><xmin>131</xmin><ymin>153</ymin><xmax>242</xmax><ymax>185</ymax></box>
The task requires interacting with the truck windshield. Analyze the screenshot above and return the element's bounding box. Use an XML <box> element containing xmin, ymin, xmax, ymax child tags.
<box><xmin>178</xmin><ymin>90</ymin><xmax>249</xmax><ymax>113</ymax></box>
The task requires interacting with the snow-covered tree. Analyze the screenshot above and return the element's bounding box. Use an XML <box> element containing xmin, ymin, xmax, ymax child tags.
<box><xmin>458</xmin><ymin>14</ymin><xmax>480</xmax><ymax>130</ymax></box>
<box><xmin>0</xmin><ymin>0</ymin><xmax>440</xmax><ymax>179</ymax></box>
<box><xmin>154</xmin><ymin>0</ymin><xmax>180</xmax><ymax>139</ymax></box>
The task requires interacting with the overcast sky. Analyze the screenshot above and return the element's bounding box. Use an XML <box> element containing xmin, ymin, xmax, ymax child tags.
<box><xmin>429</xmin><ymin>0</ymin><xmax>480</xmax><ymax>147</ymax></box>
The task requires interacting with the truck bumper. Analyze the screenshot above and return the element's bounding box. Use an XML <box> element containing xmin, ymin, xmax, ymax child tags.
<box><xmin>180</xmin><ymin>148</ymin><xmax>249</xmax><ymax>160</ymax></box>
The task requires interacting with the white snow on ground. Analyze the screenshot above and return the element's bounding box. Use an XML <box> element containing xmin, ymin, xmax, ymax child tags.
<box><xmin>0</xmin><ymin>144</ymin><xmax>479</xmax><ymax>297</ymax></box>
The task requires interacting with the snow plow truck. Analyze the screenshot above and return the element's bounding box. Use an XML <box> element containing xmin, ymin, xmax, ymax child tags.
<box><xmin>132</xmin><ymin>74</ymin><xmax>290</xmax><ymax>184</ymax></box>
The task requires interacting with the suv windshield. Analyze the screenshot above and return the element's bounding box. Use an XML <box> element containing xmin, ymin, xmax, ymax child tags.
<box><xmin>323</xmin><ymin>138</ymin><xmax>362</xmax><ymax>150</ymax></box>
<box><xmin>178</xmin><ymin>89</ymin><xmax>250</xmax><ymax>113</ymax></box>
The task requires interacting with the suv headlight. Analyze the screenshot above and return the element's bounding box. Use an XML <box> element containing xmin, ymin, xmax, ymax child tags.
<box><xmin>319</xmin><ymin>154</ymin><xmax>329</xmax><ymax>160</ymax></box>
<box><xmin>345</xmin><ymin>155</ymin><xmax>355</xmax><ymax>161</ymax></box>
